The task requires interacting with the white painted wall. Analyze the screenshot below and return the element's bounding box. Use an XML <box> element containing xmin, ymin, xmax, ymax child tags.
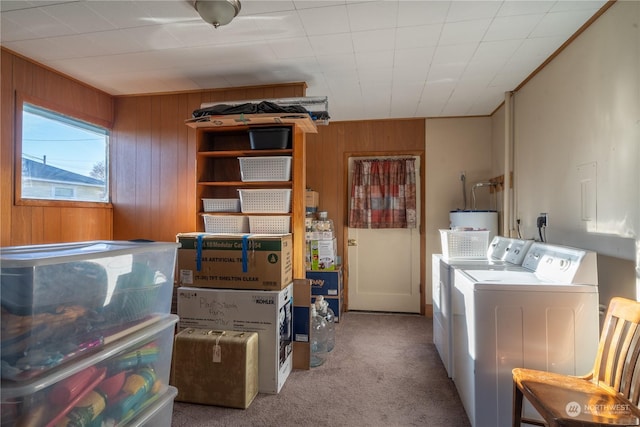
<box><xmin>492</xmin><ymin>1</ymin><xmax>639</xmax><ymax>300</ymax></box>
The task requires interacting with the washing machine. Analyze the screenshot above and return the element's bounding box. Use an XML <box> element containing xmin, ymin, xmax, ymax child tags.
<box><xmin>432</xmin><ymin>236</ymin><xmax>533</xmax><ymax>378</ymax></box>
<box><xmin>451</xmin><ymin>243</ymin><xmax>600</xmax><ymax>427</ymax></box>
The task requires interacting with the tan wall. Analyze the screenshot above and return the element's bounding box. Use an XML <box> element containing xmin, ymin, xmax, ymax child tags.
<box><xmin>425</xmin><ymin>116</ymin><xmax>494</xmax><ymax>305</ymax></box>
<box><xmin>1</xmin><ymin>49</ymin><xmax>114</xmax><ymax>246</ymax></box>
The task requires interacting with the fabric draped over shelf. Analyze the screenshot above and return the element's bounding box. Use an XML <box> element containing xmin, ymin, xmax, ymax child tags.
<box><xmin>348</xmin><ymin>158</ymin><xmax>417</xmax><ymax>229</ymax></box>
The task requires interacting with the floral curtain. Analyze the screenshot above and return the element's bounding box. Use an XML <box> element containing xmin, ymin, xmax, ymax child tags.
<box><xmin>348</xmin><ymin>158</ymin><xmax>417</xmax><ymax>229</ymax></box>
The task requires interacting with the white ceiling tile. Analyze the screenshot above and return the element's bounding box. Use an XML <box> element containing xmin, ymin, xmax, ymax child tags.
<box><xmin>440</xmin><ymin>19</ymin><xmax>492</xmax><ymax>45</ymax></box>
<box><xmin>484</xmin><ymin>14</ymin><xmax>545</xmax><ymax>41</ymax></box>
<box><xmin>1</xmin><ymin>7</ymin><xmax>75</xmax><ymax>38</ymax></box>
<box><xmin>346</xmin><ymin>1</ymin><xmax>398</xmax><ymax>32</ymax></box>
<box><xmin>84</xmin><ymin>1</ymin><xmax>154</xmax><ymax>29</ymax></box>
<box><xmin>355</xmin><ymin>50</ymin><xmax>395</xmax><ymax>70</ymax></box>
<box><xmin>268</xmin><ymin>37</ymin><xmax>315</xmax><ymax>59</ymax></box>
<box><xmin>394</xmin><ymin>46</ymin><xmax>435</xmax><ymax>77</ymax></box>
<box><xmin>118</xmin><ymin>25</ymin><xmax>184</xmax><ymax>51</ymax></box>
<box><xmin>432</xmin><ymin>43</ymin><xmax>478</xmax><ymax>65</ymax></box>
<box><xmin>240</xmin><ymin>0</ymin><xmax>296</xmax><ymax>15</ymax></box>
<box><xmin>40</xmin><ymin>2</ymin><xmax>117</xmax><ymax>33</ymax></box>
<box><xmin>358</xmin><ymin>67</ymin><xmax>393</xmax><ymax>86</ymax></box>
<box><xmin>315</xmin><ymin>53</ymin><xmax>358</xmax><ymax>72</ymax></box>
<box><xmin>298</xmin><ymin>4</ymin><xmax>350</xmax><ymax>35</ymax></box>
<box><xmin>134</xmin><ymin>0</ymin><xmax>198</xmax><ymax>23</ymax></box>
<box><xmin>251</xmin><ymin>9</ymin><xmax>306</xmax><ymax>38</ymax></box>
<box><xmin>531</xmin><ymin>9</ymin><xmax>598</xmax><ymax>38</ymax></box>
<box><xmin>497</xmin><ymin>1</ymin><xmax>555</xmax><ymax>17</ymax></box>
<box><xmin>352</xmin><ymin>28</ymin><xmax>395</xmax><ymax>53</ymax></box>
<box><xmin>397</xmin><ymin>1</ymin><xmax>450</xmax><ymax>27</ymax></box>
<box><xmin>395</xmin><ymin>24</ymin><xmax>442</xmax><ymax>49</ymax></box>
<box><xmin>293</xmin><ymin>1</ymin><xmax>346</xmax><ymax>10</ymax></box>
<box><xmin>309</xmin><ymin>33</ymin><xmax>354</xmax><ymax>55</ymax></box>
<box><xmin>472</xmin><ymin>39</ymin><xmax>523</xmax><ymax>63</ymax></box>
<box><xmin>446</xmin><ymin>1</ymin><xmax>502</xmax><ymax>23</ymax></box>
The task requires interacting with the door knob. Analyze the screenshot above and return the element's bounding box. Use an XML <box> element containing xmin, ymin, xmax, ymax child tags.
<box><xmin>348</xmin><ymin>239</ymin><xmax>357</xmax><ymax>246</ymax></box>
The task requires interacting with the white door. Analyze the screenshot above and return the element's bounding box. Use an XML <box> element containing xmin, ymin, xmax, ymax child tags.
<box><xmin>346</xmin><ymin>156</ymin><xmax>421</xmax><ymax>313</ymax></box>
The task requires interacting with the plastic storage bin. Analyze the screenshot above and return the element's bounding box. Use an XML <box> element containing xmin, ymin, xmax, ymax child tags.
<box><xmin>238</xmin><ymin>189</ymin><xmax>292</xmax><ymax>213</ymax></box>
<box><xmin>439</xmin><ymin>229</ymin><xmax>490</xmax><ymax>259</ymax></box>
<box><xmin>0</xmin><ymin>241</ymin><xmax>179</xmax><ymax>381</ymax></box>
<box><xmin>203</xmin><ymin>214</ymin><xmax>249</xmax><ymax>233</ymax></box>
<box><xmin>248</xmin><ymin>216</ymin><xmax>290</xmax><ymax>234</ymax></box>
<box><xmin>0</xmin><ymin>315</ymin><xmax>178</xmax><ymax>427</ymax></box>
<box><xmin>248</xmin><ymin>127</ymin><xmax>290</xmax><ymax>149</ymax></box>
<box><xmin>238</xmin><ymin>156</ymin><xmax>292</xmax><ymax>182</ymax></box>
<box><xmin>202</xmin><ymin>198</ymin><xmax>241</xmax><ymax>213</ymax></box>
<box><xmin>127</xmin><ymin>386</ymin><xmax>177</xmax><ymax>427</ymax></box>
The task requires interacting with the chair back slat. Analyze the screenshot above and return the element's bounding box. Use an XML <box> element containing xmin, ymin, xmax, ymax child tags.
<box><xmin>594</xmin><ymin>298</ymin><xmax>640</xmax><ymax>403</ymax></box>
<box><xmin>622</xmin><ymin>332</ymin><xmax>640</xmax><ymax>404</ymax></box>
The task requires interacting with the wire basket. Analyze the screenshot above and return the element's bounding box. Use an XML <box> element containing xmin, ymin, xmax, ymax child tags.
<box><xmin>202</xmin><ymin>198</ymin><xmax>241</xmax><ymax>212</ymax></box>
<box><xmin>203</xmin><ymin>215</ymin><xmax>249</xmax><ymax>233</ymax></box>
<box><xmin>248</xmin><ymin>216</ymin><xmax>290</xmax><ymax>234</ymax></box>
<box><xmin>439</xmin><ymin>229</ymin><xmax>490</xmax><ymax>259</ymax></box>
<box><xmin>238</xmin><ymin>189</ymin><xmax>292</xmax><ymax>213</ymax></box>
<box><xmin>238</xmin><ymin>156</ymin><xmax>292</xmax><ymax>182</ymax></box>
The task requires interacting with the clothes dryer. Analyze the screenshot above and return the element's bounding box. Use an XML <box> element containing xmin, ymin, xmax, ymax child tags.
<box><xmin>451</xmin><ymin>243</ymin><xmax>599</xmax><ymax>427</ymax></box>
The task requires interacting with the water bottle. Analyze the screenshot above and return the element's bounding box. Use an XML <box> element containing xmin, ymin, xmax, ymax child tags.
<box><xmin>310</xmin><ymin>304</ymin><xmax>328</xmax><ymax>367</ymax></box>
<box><xmin>315</xmin><ymin>295</ymin><xmax>335</xmax><ymax>352</ymax></box>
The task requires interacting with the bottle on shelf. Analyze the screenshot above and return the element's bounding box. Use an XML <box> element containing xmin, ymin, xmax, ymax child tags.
<box><xmin>311</xmin><ymin>211</ymin><xmax>334</xmax><ymax>240</ymax></box>
<box><xmin>314</xmin><ymin>295</ymin><xmax>335</xmax><ymax>352</ymax></box>
<box><xmin>310</xmin><ymin>304</ymin><xmax>328</xmax><ymax>367</ymax></box>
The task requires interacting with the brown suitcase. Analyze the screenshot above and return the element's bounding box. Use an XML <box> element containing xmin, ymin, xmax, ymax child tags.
<box><xmin>170</xmin><ymin>328</ymin><xmax>259</xmax><ymax>409</ymax></box>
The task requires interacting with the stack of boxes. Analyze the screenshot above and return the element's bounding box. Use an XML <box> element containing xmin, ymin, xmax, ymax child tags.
<box><xmin>174</xmin><ymin>233</ymin><xmax>295</xmax><ymax>397</ymax></box>
<box><xmin>0</xmin><ymin>241</ymin><xmax>180</xmax><ymax>427</ymax></box>
<box><xmin>174</xmin><ymin>129</ymin><xmax>305</xmax><ymax>404</ymax></box>
<box><xmin>304</xmin><ymin>189</ymin><xmax>343</xmax><ymax>323</ymax></box>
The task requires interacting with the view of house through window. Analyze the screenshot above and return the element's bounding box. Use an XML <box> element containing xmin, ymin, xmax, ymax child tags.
<box><xmin>21</xmin><ymin>103</ymin><xmax>109</xmax><ymax>203</ymax></box>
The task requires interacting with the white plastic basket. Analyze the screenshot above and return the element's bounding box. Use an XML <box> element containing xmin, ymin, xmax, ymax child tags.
<box><xmin>238</xmin><ymin>189</ymin><xmax>292</xmax><ymax>213</ymax></box>
<box><xmin>202</xmin><ymin>198</ymin><xmax>241</xmax><ymax>212</ymax></box>
<box><xmin>248</xmin><ymin>216</ymin><xmax>290</xmax><ymax>234</ymax></box>
<box><xmin>439</xmin><ymin>229</ymin><xmax>490</xmax><ymax>259</ymax></box>
<box><xmin>238</xmin><ymin>156</ymin><xmax>292</xmax><ymax>182</ymax></box>
<box><xmin>203</xmin><ymin>215</ymin><xmax>249</xmax><ymax>233</ymax></box>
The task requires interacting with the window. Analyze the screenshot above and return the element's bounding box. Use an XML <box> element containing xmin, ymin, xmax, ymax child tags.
<box><xmin>20</xmin><ymin>102</ymin><xmax>109</xmax><ymax>203</ymax></box>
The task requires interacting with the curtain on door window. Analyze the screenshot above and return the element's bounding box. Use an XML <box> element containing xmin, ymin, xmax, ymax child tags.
<box><xmin>349</xmin><ymin>158</ymin><xmax>417</xmax><ymax>229</ymax></box>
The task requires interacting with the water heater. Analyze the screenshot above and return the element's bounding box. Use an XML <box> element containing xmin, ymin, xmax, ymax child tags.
<box><xmin>449</xmin><ymin>210</ymin><xmax>498</xmax><ymax>241</ymax></box>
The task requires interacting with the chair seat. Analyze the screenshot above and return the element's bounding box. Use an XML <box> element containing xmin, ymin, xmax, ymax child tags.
<box><xmin>514</xmin><ymin>368</ymin><xmax>640</xmax><ymax>426</ymax></box>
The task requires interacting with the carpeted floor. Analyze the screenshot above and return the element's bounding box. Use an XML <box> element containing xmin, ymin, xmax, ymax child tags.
<box><xmin>171</xmin><ymin>311</ymin><xmax>470</xmax><ymax>427</ymax></box>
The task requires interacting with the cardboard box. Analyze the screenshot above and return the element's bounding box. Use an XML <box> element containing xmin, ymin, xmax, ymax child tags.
<box><xmin>305</xmin><ymin>190</ymin><xmax>319</xmax><ymax>209</ymax></box>
<box><xmin>308</xmin><ymin>238</ymin><xmax>337</xmax><ymax>270</ymax></box>
<box><xmin>177</xmin><ymin>285</ymin><xmax>293</xmax><ymax>394</ymax></box>
<box><xmin>307</xmin><ymin>268</ymin><xmax>342</xmax><ymax>297</ymax></box>
<box><xmin>292</xmin><ymin>278</ymin><xmax>311</xmax><ymax>370</ymax></box>
<box><xmin>171</xmin><ymin>328</ymin><xmax>259</xmax><ymax>408</ymax></box>
<box><xmin>177</xmin><ymin>233</ymin><xmax>292</xmax><ymax>290</ymax></box>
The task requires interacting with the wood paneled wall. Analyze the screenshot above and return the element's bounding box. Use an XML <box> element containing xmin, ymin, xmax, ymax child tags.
<box><xmin>305</xmin><ymin>120</ymin><xmax>427</xmax><ymax>311</ymax></box>
<box><xmin>111</xmin><ymin>84</ymin><xmax>306</xmax><ymax>242</ymax></box>
<box><xmin>1</xmin><ymin>49</ymin><xmax>114</xmax><ymax>246</ymax></box>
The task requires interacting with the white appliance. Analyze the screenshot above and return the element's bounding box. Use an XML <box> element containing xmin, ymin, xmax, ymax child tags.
<box><xmin>449</xmin><ymin>210</ymin><xmax>498</xmax><ymax>241</ymax></box>
<box><xmin>452</xmin><ymin>243</ymin><xmax>599</xmax><ymax>427</ymax></box>
<box><xmin>432</xmin><ymin>236</ymin><xmax>533</xmax><ymax>378</ymax></box>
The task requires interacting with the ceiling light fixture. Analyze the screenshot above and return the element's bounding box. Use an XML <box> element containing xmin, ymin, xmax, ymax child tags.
<box><xmin>195</xmin><ymin>0</ymin><xmax>241</xmax><ymax>28</ymax></box>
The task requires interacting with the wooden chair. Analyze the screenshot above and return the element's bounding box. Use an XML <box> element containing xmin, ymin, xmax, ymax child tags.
<box><xmin>512</xmin><ymin>297</ymin><xmax>640</xmax><ymax>427</ymax></box>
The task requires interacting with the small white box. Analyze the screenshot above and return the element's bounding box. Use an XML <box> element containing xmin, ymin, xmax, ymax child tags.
<box><xmin>177</xmin><ymin>284</ymin><xmax>293</xmax><ymax>394</ymax></box>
